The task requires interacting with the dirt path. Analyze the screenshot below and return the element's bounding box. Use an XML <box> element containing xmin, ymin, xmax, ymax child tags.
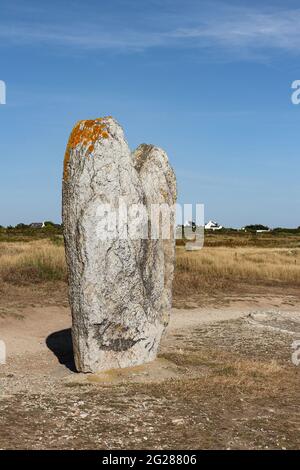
<box><xmin>0</xmin><ymin>297</ymin><xmax>299</xmax><ymax>449</ymax></box>
<box><xmin>0</xmin><ymin>303</ymin><xmax>250</xmax><ymax>393</ymax></box>
<box><xmin>0</xmin><ymin>301</ymin><xmax>280</xmax><ymax>370</ymax></box>
<box><xmin>0</xmin><ymin>296</ymin><xmax>299</xmax><ymax>388</ymax></box>
<box><xmin>0</xmin><ymin>305</ymin><xmax>248</xmax><ymax>355</ymax></box>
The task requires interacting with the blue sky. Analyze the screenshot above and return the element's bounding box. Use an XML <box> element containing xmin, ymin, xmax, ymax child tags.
<box><xmin>0</xmin><ymin>0</ymin><xmax>300</xmax><ymax>228</ymax></box>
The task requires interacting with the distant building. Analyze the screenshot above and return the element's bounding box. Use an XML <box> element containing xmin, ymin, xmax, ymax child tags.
<box><xmin>30</xmin><ymin>222</ymin><xmax>45</xmax><ymax>228</ymax></box>
<box><xmin>205</xmin><ymin>220</ymin><xmax>223</xmax><ymax>231</ymax></box>
<box><xmin>183</xmin><ymin>220</ymin><xmax>194</xmax><ymax>227</ymax></box>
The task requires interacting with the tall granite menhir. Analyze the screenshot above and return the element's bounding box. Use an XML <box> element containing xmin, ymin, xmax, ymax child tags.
<box><xmin>62</xmin><ymin>117</ymin><xmax>177</xmax><ymax>372</ymax></box>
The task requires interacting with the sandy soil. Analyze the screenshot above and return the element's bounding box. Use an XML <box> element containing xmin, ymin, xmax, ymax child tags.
<box><xmin>0</xmin><ymin>294</ymin><xmax>300</xmax><ymax>449</ymax></box>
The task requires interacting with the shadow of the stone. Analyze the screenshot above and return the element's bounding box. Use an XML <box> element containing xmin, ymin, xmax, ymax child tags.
<box><xmin>46</xmin><ymin>328</ymin><xmax>77</xmax><ymax>372</ymax></box>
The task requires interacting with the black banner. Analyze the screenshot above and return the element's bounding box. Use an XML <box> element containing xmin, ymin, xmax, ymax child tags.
<box><xmin>0</xmin><ymin>450</ymin><xmax>297</xmax><ymax>466</ymax></box>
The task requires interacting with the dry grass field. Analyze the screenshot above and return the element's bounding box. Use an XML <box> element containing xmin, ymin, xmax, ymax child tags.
<box><xmin>174</xmin><ymin>245</ymin><xmax>300</xmax><ymax>307</ymax></box>
<box><xmin>1</xmin><ymin>234</ymin><xmax>299</xmax><ymax>308</ymax></box>
<box><xmin>0</xmin><ymin>231</ymin><xmax>300</xmax><ymax>290</ymax></box>
<box><xmin>0</xmin><ymin>232</ymin><xmax>300</xmax><ymax>449</ymax></box>
<box><xmin>0</xmin><ymin>239</ymin><xmax>66</xmax><ymax>285</ymax></box>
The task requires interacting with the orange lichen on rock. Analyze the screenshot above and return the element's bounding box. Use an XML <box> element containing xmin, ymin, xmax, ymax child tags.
<box><xmin>63</xmin><ymin>147</ymin><xmax>71</xmax><ymax>182</ymax></box>
<box><xmin>63</xmin><ymin>118</ymin><xmax>110</xmax><ymax>181</ymax></box>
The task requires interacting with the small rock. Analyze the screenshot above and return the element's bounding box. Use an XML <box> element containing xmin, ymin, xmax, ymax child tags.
<box><xmin>172</xmin><ymin>418</ymin><xmax>184</xmax><ymax>425</ymax></box>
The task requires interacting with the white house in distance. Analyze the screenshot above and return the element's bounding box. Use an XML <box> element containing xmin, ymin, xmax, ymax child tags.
<box><xmin>181</xmin><ymin>220</ymin><xmax>223</xmax><ymax>230</ymax></box>
<box><xmin>183</xmin><ymin>220</ymin><xmax>194</xmax><ymax>227</ymax></box>
<box><xmin>205</xmin><ymin>220</ymin><xmax>223</xmax><ymax>231</ymax></box>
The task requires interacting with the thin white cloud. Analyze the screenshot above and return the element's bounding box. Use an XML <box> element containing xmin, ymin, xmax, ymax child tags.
<box><xmin>1</xmin><ymin>4</ymin><xmax>300</xmax><ymax>57</ymax></box>
<box><xmin>171</xmin><ymin>8</ymin><xmax>300</xmax><ymax>51</ymax></box>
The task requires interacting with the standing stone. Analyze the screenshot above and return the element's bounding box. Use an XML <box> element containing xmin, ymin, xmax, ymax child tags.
<box><xmin>62</xmin><ymin>117</ymin><xmax>176</xmax><ymax>372</ymax></box>
<box><xmin>133</xmin><ymin>144</ymin><xmax>177</xmax><ymax>329</ymax></box>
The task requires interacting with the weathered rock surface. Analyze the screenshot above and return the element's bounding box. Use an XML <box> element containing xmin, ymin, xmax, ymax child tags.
<box><xmin>133</xmin><ymin>144</ymin><xmax>177</xmax><ymax>328</ymax></box>
<box><xmin>62</xmin><ymin>117</ymin><xmax>176</xmax><ymax>372</ymax></box>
